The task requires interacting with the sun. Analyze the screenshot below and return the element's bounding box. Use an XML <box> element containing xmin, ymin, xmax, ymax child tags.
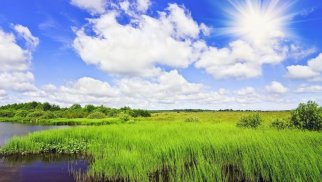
<box><xmin>225</xmin><ymin>0</ymin><xmax>292</xmax><ymax>43</ymax></box>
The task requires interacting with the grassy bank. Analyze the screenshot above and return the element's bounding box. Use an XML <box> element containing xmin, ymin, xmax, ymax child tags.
<box><xmin>0</xmin><ymin>111</ymin><xmax>290</xmax><ymax>126</ymax></box>
<box><xmin>1</xmin><ymin>119</ymin><xmax>321</xmax><ymax>181</ymax></box>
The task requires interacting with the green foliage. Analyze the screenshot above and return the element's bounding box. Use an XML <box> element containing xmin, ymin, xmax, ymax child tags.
<box><xmin>118</xmin><ymin>112</ymin><xmax>131</xmax><ymax>122</ymax></box>
<box><xmin>15</xmin><ymin>110</ymin><xmax>29</xmax><ymax>118</ymax></box>
<box><xmin>184</xmin><ymin>117</ymin><xmax>200</xmax><ymax>122</ymax></box>
<box><xmin>130</xmin><ymin>109</ymin><xmax>151</xmax><ymax>117</ymax></box>
<box><xmin>41</xmin><ymin>112</ymin><xmax>58</xmax><ymax>119</ymax></box>
<box><xmin>1</xmin><ymin>123</ymin><xmax>321</xmax><ymax>181</ymax></box>
<box><xmin>270</xmin><ymin>118</ymin><xmax>292</xmax><ymax>129</ymax></box>
<box><xmin>27</xmin><ymin>111</ymin><xmax>45</xmax><ymax>118</ymax></box>
<box><xmin>87</xmin><ymin>112</ymin><xmax>106</xmax><ymax>119</ymax></box>
<box><xmin>291</xmin><ymin>101</ymin><xmax>322</xmax><ymax>131</ymax></box>
<box><xmin>237</xmin><ymin>113</ymin><xmax>262</xmax><ymax>128</ymax></box>
<box><xmin>0</xmin><ymin>102</ymin><xmax>152</xmax><ymax>123</ymax></box>
<box><xmin>84</xmin><ymin>104</ymin><xmax>96</xmax><ymax>113</ymax></box>
<box><xmin>70</xmin><ymin>104</ymin><xmax>82</xmax><ymax>110</ymax></box>
<box><xmin>63</xmin><ymin>110</ymin><xmax>87</xmax><ymax>119</ymax></box>
<box><xmin>0</xmin><ymin>110</ymin><xmax>15</xmax><ymax>117</ymax></box>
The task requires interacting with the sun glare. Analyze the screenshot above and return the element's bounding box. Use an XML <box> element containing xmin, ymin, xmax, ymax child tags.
<box><xmin>225</xmin><ymin>0</ymin><xmax>292</xmax><ymax>43</ymax></box>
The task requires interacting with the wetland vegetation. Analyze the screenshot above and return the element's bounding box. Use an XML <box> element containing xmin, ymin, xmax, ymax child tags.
<box><xmin>0</xmin><ymin>101</ymin><xmax>321</xmax><ymax>181</ymax></box>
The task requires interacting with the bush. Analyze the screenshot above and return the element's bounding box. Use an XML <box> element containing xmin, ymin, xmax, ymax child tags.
<box><xmin>41</xmin><ymin>112</ymin><xmax>58</xmax><ymax>119</ymax></box>
<box><xmin>271</xmin><ymin>119</ymin><xmax>292</xmax><ymax>130</ymax></box>
<box><xmin>290</xmin><ymin>101</ymin><xmax>322</xmax><ymax>131</ymax></box>
<box><xmin>184</xmin><ymin>117</ymin><xmax>200</xmax><ymax>122</ymax></box>
<box><xmin>15</xmin><ymin>110</ymin><xmax>29</xmax><ymax>118</ymax></box>
<box><xmin>118</xmin><ymin>112</ymin><xmax>131</xmax><ymax>122</ymax></box>
<box><xmin>63</xmin><ymin>111</ymin><xmax>87</xmax><ymax>118</ymax></box>
<box><xmin>87</xmin><ymin>112</ymin><xmax>106</xmax><ymax>119</ymax></box>
<box><xmin>27</xmin><ymin>111</ymin><xmax>45</xmax><ymax>118</ymax></box>
<box><xmin>130</xmin><ymin>109</ymin><xmax>151</xmax><ymax>117</ymax></box>
<box><xmin>237</xmin><ymin>113</ymin><xmax>262</xmax><ymax>128</ymax></box>
<box><xmin>0</xmin><ymin>110</ymin><xmax>15</xmax><ymax>117</ymax></box>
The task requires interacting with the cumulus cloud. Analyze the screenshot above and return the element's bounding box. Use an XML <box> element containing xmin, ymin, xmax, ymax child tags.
<box><xmin>286</xmin><ymin>53</ymin><xmax>322</xmax><ymax>80</ymax></box>
<box><xmin>296</xmin><ymin>85</ymin><xmax>322</xmax><ymax>93</ymax></box>
<box><xmin>70</xmin><ymin>0</ymin><xmax>152</xmax><ymax>15</ymax></box>
<box><xmin>0</xmin><ymin>72</ymin><xmax>36</xmax><ymax>91</ymax></box>
<box><xmin>73</xmin><ymin>3</ymin><xmax>208</xmax><ymax>77</ymax></box>
<box><xmin>14</xmin><ymin>24</ymin><xmax>39</xmax><ymax>48</ymax></box>
<box><xmin>236</xmin><ymin>87</ymin><xmax>256</xmax><ymax>96</ymax></box>
<box><xmin>265</xmin><ymin>81</ymin><xmax>288</xmax><ymax>94</ymax></box>
<box><xmin>70</xmin><ymin>0</ymin><xmax>107</xmax><ymax>14</ymax></box>
<box><xmin>195</xmin><ymin>39</ymin><xmax>288</xmax><ymax>79</ymax></box>
<box><xmin>0</xmin><ymin>25</ymin><xmax>38</xmax><ymax>92</ymax></box>
<box><xmin>25</xmin><ymin>70</ymin><xmax>235</xmax><ymax>108</ymax></box>
<box><xmin>0</xmin><ymin>90</ymin><xmax>6</xmax><ymax>96</ymax></box>
<box><xmin>0</xmin><ymin>29</ymin><xmax>30</xmax><ymax>72</ymax></box>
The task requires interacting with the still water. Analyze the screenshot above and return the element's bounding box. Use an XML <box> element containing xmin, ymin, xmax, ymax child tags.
<box><xmin>0</xmin><ymin>123</ymin><xmax>89</xmax><ymax>182</ymax></box>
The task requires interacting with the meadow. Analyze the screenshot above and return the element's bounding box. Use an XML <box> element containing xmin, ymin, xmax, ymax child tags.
<box><xmin>1</xmin><ymin>110</ymin><xmax>321</xmax><ymax>182</ymax></box>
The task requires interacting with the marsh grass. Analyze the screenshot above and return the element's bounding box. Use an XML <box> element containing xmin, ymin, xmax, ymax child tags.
<box><xmin>1</xmin><ymin>119</ymin><xmax>321</xmax><ymax>182</ymax></box>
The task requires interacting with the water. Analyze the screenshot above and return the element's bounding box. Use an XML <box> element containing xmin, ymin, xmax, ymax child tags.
<box><xmin>0</xmin><ymin>155</ymin><xmax>89</xmax><ymax>182</ymax></box>
<box><xmin>0</xmin><ymin>122</ymin><xmax>67</xmax><ymax>146</ymax></box>
<box><xmin>0</xmin><ymin>122</ymin><xmax>89</xmax><ymax>182</ymax></box>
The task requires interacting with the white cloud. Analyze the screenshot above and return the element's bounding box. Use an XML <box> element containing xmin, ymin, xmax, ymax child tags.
<box><xmin>0</xmin><ymin>72</ymin><xmax>36</xmax><ymax>91</ymax></box>
<box><xmin>0</xmin><ymin>29</ymin><xmax>30</xmax><ymax>72</ymax></box>
<box><xmin>296</xmin><ymin>85</ymin><xmax>322</xmax><ymax>93</ymax></box>
<box><xmin>0</xmin><ymin>25</ymin><xmax>38</xmax><ymax>92</ymax></box>
<box><xmin>73</xmin><ymin>3</ymin><xmax>207</xmax><ymax>76</ymax></box>
<box><xmin>61</xmin><ymin>77</ymin><xmax>118</xmax><ymax>97</ymax></box>
<box><xmin>286</xmin><ymin>65</ymin><xmax>319</xmax><ymax>79</ymax></box>
<box><xmin>70</xmin><ymin>0</ymin><xmax>106</xmax><ymax>14</ymax></box>
<box><xmin>286</xmin><ymin>53</ymin><xmax>322</xmax><ymax>80</ymax></box>
<box><xmin>70</xmin><ymin>0</ymin><xmax>151</xmax><ymax>15</ymax></box>
<box><xmin>25</xmin><ymin>70</ymin><xmax>235</xmax><ymax>109</ymax></box>
<box><xmin>307</xmin><ymin>53</ymin><xmax>322</xmax><ymax>72</ymax></box>
<box><xmin>0</xmin><ymin>90</ymin><xmax>6</xmax><ymax>97</ymax></box>
<box><xmin>136</xmin><ymin>0</ymin><xmax>151</xmax><ymax>12</ymax></box>
<box><xmin>236</xmin><ymin>87</ymin><xmax>256</xmax><ymax>96</ymax></box>
<box><xmin>14</xmin><ymin>24</ymin><xmax>39</xmax><ymax>48</ymax></box>
<box><xmin>265</xmin><ymin>81</ymin><xmax>288</xmax><ymax>94</ymax></box>
<box><xmin>195</xmin><ymin>39</ymin><xmax>288</xmax><ymax>79</ymax></box>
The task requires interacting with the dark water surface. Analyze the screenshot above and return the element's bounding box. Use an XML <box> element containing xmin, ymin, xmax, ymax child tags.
<box><xmin>0</xmin><ymin>123</ymin><xmax>89</xmax><ymax>182</ymax></box>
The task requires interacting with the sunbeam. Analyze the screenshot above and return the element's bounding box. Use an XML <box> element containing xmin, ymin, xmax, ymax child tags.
<box><xmin>223</xmin><ymin>0</ymin><xmax>294</xmax><ymax>43</ymax></box>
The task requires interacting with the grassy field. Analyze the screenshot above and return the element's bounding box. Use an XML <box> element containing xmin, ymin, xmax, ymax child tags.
<box><xmin>1</xmin><ymin>111</ymin><xmax>321</xmax><ymax>181</ymax></box>
<box><xmin>0</xmin><ymin>111</ymin><xmax>289</xmax><ymax>126</ymax></box>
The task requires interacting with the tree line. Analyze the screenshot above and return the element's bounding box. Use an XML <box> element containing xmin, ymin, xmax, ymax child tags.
<box><xmin>0</xmin><ymin>102</ymin><xmax>151</xmax><ymax>120</ymax></box>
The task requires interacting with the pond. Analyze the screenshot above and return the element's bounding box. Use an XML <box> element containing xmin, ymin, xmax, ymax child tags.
<box><xmin>0</xmin><ymin>122</ymin><xmax>67</xmax><ymax>146</ymax></box>
<box><xmin>0</xmin><ymin>123</ymin><xmax>89</xmax><ymax>182</ymax></box>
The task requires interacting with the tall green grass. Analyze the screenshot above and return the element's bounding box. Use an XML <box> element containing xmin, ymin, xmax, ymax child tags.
<box><xmin>1</xmin><ymin>120</ymin><xmax>321</xmax><ymax>181</ymax></box>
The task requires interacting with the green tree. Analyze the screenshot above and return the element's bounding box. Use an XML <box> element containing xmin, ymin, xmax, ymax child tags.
<box><xmin>84</xmin><ymin>105</ymin><xmax>96</xmax><ymax>113</ymax></box>
<box><xmin>291</xmin><ymin>101</ymin><xmax>322</xmax><ymax>131</ymax></box>
<box><xmin>70</xmin><ymin>104</ymin><xmax>82</xmax><ymax>110</ymax></box>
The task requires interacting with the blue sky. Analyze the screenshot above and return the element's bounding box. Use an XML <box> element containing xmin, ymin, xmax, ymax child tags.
<box><xmin>0</xmin><ymin>0</ymin><xmax>321</xmax><ymax>110</ymax></box>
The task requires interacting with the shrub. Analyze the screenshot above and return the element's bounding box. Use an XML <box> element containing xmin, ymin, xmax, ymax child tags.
<box><xmin>237</xmin><ymin>113</ymin><xmax>262</xmax><ymax>128</ymax></box>
<box><xmin>184</xmin><ymin>117</ymin><xmax>200</xmax><ymax>122</ymax></box>
<box><xmin>15</xmin><ymin>110</ymin><xmax>29</xmax><ymax>118</ymax></box>
<box><xmin>63</xmin><ymin>111</ymin><xmax>87</xmax><ymax>118</ymax></box>
<box><xmin>41</xmin><ymin>112</ymin><xmax>58</xmax><ymax>119</ymax></box>
<box><xmin>0</xmin><ymin>110</ymin><xmax>15</xmax><ymax>117</ymax></box>
<box><xmin>130</xmin><ymin>109</ymin><xmax>151</xmax><ymax>117</ymax></box>
<box><xmin>118</xmin><ymin>112</ymin><xmax>131</xmax><ymax>122</ymax></box>
<box><xmin>271</xmin><ymin>119</ymin><xmax>292</xmax><ymax>130</ymax></box>
<box><xmin>87</xmin><ymin>112</ymin><xmax>106</xmax><ymax>119</ymax></box>
<box><xmin>27</xmin><ymin>111</ymin><xmax>45</xmax><ymax>118</ymax></box>
<box><xmin>290</xmin><ymin>101</ymin><xmax>322</xmax><ymax>131</ymax></box>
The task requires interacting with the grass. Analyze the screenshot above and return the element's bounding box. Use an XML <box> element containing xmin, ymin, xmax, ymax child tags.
<box><xmin>1</xmin><ymin>111</ymin><xmax>321</xmax><ymax>181</ymax></box>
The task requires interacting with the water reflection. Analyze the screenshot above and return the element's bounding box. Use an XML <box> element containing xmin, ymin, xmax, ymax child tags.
<box><xmin>0</xmin><ymin>154</ymin><xmax>89</xmax><ymax>182</ymax></box>
<box><xmin>0</xmin><ymin>122</ymin><xmax>67</xmax><ymax>146</ymax></box>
